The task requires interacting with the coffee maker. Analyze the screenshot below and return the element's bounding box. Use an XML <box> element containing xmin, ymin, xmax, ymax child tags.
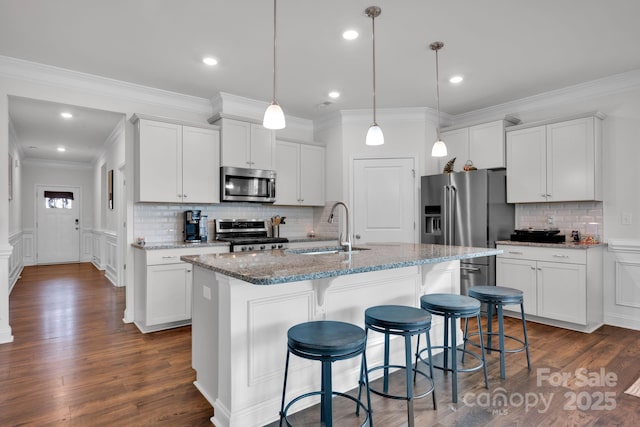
<box><xmin>184</xmin><ymin>210</ymin><xmax>202</xmax><ymax>243</ymax></box>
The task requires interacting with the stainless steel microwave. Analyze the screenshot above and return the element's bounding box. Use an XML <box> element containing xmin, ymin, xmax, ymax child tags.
<box><xmin>220</xmin><ymin>166</ymin><xmax>276</xmax><ymax>203</ymax></box>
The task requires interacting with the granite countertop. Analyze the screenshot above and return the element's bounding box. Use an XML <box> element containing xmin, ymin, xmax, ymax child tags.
<box><xmin>286</xmin><ymin>235</ymin><xmax>338</xmax><ymax>243</ymax></box>
<box><xmin>132</xmin><ymin>240</ymin><xmax>230</xmax><ymax>250</ymax></box>
<box><xmin>495</xmin><ymin>240</ymin><xmax>606</xmax><ymax>249</ymax></box>
<box><xmin>181</xmin><ymin>243</ymin><xmax>502</xmax><ymax>285</ymax></box>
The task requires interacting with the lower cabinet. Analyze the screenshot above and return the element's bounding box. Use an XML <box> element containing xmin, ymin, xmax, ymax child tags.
<box><xmin>496</xmin><ymin>244</ymin><xmax>602</xmax><ymax>332</ymax></box>
<box><xmin>134</xmin><ymin>245</ymin><xmax>228</xmax><ymax>333</ymax></box>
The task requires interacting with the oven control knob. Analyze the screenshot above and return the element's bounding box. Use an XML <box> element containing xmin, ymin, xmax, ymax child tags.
<box><xmin>277</xmin><ymin>244</ymin><xmax>283</xmax><ymax>249</ymax></box>
<box><xmin>248</xmin><ymin>246</ymin><xmax>254</xmax><ymax>251</ymax></box>
<box><xmin>271</xmin><ymin>244</ymin><xmax>277</xmax><ymax>249</ymax></box>
<box><xmin>241</xmin><ymin>247</ymin><xmax>247</xmax><ymax>252</ymax></box>
<box><xmin>260</xmin><ymin>245</ymin><xmax>266</xmax><ymax>250</ymax></box>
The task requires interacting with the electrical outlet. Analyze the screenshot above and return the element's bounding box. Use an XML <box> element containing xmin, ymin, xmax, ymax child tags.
<box><xmin>203</xmin><ymin>285</ymin><xmax>211</xmax><ymax>300</ymax></box>
<box><xmin>622</xmin><ymin>212</ymin><xmax>633</xmax><ymax>225</ymax></box>
<box><xmin>547</xmin><ymin>215</ymin><xmax>555</xmax><ymax>226</ymax></box>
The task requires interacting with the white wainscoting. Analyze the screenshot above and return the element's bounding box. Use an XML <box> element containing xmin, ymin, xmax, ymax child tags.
<box><xmin>22</xmin><ymin>229</ymin><xmax>35</xmax><ymax>266</ymax></box>
<box><xmin>9</xmin><ymin>231</ymin><xmax>24</xmax><ymax>293</ymax></box>
<box><xmin>81</xmin><ymin>229</ymin><xmax>93</xmax><ymax>262</ymax></box>
<box><xmin>91</xmin><ymin>230</ymin><xmax>104</xmax><ymax>270</ymax></box>
<box><xmin>104</xmin><ymin>232</ymin><xmax>118</xmax><ymax>286</ymax></box>
<box><xmin>605</xmin><ymin>239</ymin><xmax>640</xmax><ymax>330</ymax></box>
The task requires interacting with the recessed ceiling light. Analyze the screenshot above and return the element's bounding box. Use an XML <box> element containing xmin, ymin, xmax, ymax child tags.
<box><xmin>328</xmin><ymin>91</ymin><xmax>340</xmax><ymax>99</ymax></box>
<box><xmin>60</xmin><ymin>112</ymin><xmax>73</xmax><ymax>119</ymax></box>
<box><xmin>342</xmin><ymin>30</ymin><xmax>359</xmax><ymax>40</ymax></box>
<box><xmin>202</xmin><ymin>56</ymin><xmax>218</xmax><ymax>66</ymax></box>
<box><xmin>57</xmin><ymin>147</ymin><xmax>66</xmax><ymax>152</ymax></box>
<box><xmin>449</xmin><ymin>75</ymin><xmax>464</xmax><ymax>84</ymax></box>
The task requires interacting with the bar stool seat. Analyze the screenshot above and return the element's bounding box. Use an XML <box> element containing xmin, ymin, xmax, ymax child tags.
<box><xmin>279</xmin><ymin>320</ymin><xmax>372</xmax><ymax>427</ymax></box>
<box><xmin>358</xmin><ymin>305</ymin><xmax>436</xmax><ymax>427</ymax></box>
<box><xmin>417</xmin><ymin>293</ymin><xmax>489</xmax><ymax>403</ymax></box>
<box><xmin>465</xmin><ymin>285</ymin><xmax>531</xmax><ymax>379</ymax></box>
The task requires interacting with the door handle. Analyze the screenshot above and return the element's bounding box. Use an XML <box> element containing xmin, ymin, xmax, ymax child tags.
<box><xmin>460</xmin><ymin>266</ymin><xmax>481</xmax><ymax>272</ymax></box>
<box><xmin>355</xmin><ymin>234</ymin><xmax>361</xmax><ymax>239</ymax></box>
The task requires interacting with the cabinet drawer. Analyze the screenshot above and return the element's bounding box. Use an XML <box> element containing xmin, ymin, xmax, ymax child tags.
<box><xmin>497</xmin><ymin>245</ymin><xmax>586</xmax><ymax>264</ymax></box>
<box><xmin>146</xmin><ymin>246</ymin><xmax>228</xmax><ymax>265</ymax></box>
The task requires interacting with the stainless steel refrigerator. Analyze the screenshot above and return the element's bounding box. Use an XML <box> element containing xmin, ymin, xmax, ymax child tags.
<box><xmin>421</xmin><ymin>169</ymin><xmax>514</xmax><ymax>295</ymax></box>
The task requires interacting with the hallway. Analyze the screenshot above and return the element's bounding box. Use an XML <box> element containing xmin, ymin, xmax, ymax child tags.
<box><xmin>0</xmin><ymin>263</ymin><xmax>212</xmax><ymax>425</ymax></box>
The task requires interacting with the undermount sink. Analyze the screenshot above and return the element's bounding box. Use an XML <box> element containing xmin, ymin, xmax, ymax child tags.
<box><xmin>288</xmin><ymin>246</ymin><xmax>370</xmax><ymax>255</ymax></box>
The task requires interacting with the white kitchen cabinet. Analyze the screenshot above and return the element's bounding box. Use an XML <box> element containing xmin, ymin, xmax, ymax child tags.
<box><xmin>133</xmin><ymin>245</ymin><xmax>228</xmax><ymax>333</ymax></box>
<box><xmin>274</xmin><ymin>140</ymin><xmax>325</xmax><ymax>206</ymax></box>
<box><xmin>496</xmin><ymin>244</ymin><xmax>602</xmax><ymax>332</ymax></box>
<box><xmin>216</xmin><ymin>118</ymin><xmax>274</xmax><ymax>169</ymax></box>
<box><xmin>436</xmin><ymin>119</ymin><xmax>516</xmax><ymax>173</ymax></box>
<box><xmin>133</xmin><ymin>116</ymin><xmax>220</xmax><ymax>203</ymax></box>
<box><xmin>506</xmin><ymin>115</ymin><xmax>603</xmax><ymax>203</ymax></box>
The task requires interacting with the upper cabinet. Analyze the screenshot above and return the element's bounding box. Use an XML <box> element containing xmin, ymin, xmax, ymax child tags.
<box><xmin>215</xmin><ymin>118</ymin><xmax>275</xmax><ymax>170</ymax></box>
<box><xmin>436</xmin><ymin>118</ymin><xmax>518</xmax><ymax>173</ymax></box>
<box><xmin>506</xmin><ymin>114</ymin><xmax>603</xmax><ymax>203</ymax></box>
<box><xmin>133</xmin><ymin>115</ymin><xmax>220</xmax><ymax>203</ymax></box>
<box><xmin>274</xmin><ymin>140</ymin><xmax>325</xmax><ymax>206</ymax></box>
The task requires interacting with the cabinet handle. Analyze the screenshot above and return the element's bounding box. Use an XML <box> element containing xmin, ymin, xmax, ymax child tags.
<box><xmin>546</xmin><ymin>194</ymin><xmax>552</xmax><ymax>197</ymax></box>
<box><xmin>162</xmin><ymin>255</ymin><xmax>178</xmax><ymax>259</ymax></box>
<box><xmin>186</xmin><ymin>269</ymin><xmax>192</xmax><ymax>273</ymax></box>
<box><xmin>552</xmin><ymin>254</ymin><xmax>569</xmax><ymax>258</ymax></box>
<box><xmin>537</xmin><ymin>267</ymin><xmax>542</xmax><ymax>271</ymax></box>
<box><xmin>541</xmin><ymin>194</ymin><xmax>546</xmax><ymax>198</ymax></box>
<box><xmin>508</xmin><ymin>251</ymin><xmax>524</xmax><ymax>255</ymax></box>
<box><xmin>183</xmin><ymin>194</ymin><xmax>188</xmax><ymax>198</ymax></box>
<box><xmin>530</xmin><ymin>266</ymin><xmax>536</xmax><ymax>270</ymax></box>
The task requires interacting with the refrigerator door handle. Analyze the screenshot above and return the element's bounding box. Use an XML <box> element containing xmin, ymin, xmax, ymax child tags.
<box><xmin>449</xmin><ymin>185</ymin><xmax>457</xmax><ymax>245</ymax></box>
<box><xmin>442</xmin><ymin>185</ymin><xmax>449</xmax><ymax>245</ymax></box>
<box><xmin>460</xmin><ymin>266</ymin><xmax>482</xmax><ymax>272</ymax></box>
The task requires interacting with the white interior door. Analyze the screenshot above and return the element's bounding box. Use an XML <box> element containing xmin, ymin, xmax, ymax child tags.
<box><xmin>353</xmin><ymin>158</ymin><xmax>416</xmax><ymax>244</ymax></box>
<box><xmin>36</xmin><ymin>185</ymin><xmax>80</xmax><ymax>264</ymax></box>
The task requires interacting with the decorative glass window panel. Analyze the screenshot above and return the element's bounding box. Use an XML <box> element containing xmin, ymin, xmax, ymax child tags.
<box><xmin>44</xmin><ymin>190</ymin><xmax>74</xmax><ymax>209</ymax></box>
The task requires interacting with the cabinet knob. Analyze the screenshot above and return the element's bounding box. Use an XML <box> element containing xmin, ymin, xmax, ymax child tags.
<box><xmin>355</xmin><ymin>234</ymin><xmax>361</xmax><ymax>239</ymax></box>
<box><xmin>530</xmin><ymin>266</ymin><xmax>535</xmax><ymax>270</ymax></box>
<box><xmin>183</xmin><ymin>194</ymin><xmax>188</xmax><ymax>198</ymax></box>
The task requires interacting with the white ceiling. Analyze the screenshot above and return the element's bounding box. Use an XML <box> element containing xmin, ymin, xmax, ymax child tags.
<box><xmin>3</xmin><ymin>0</ymin><xmax>640</xmax><ymax>162</ymax></box>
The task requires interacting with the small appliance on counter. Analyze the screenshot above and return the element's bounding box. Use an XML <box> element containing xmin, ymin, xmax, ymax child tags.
<box><xmin>510</xmin><ymin>228</ymin><xmax>566</xmax><ymax>243</ymax></box>
<box><xmin>215</xmin><ymin>219</ymin><xmax>288</xmax><ymax>252</ymax></box>
<box><xmin>184</xmin><ymin>210</ymin><xmax>202</xmax><ymax>243</ymax></box>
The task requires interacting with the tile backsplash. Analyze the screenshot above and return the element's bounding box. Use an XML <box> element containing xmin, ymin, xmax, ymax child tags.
<box><xmin>515</xmin><ymin>201</ymin><xmax>604</xmax><ymax>240</ymax></box>
<box><xmin>134</xmin><ymin>202</ymin><xmax>339</xmax><ymax>243</ymax></box>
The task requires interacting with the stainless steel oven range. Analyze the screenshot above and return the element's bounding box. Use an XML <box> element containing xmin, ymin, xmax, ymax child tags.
<box><xmin>215</xmin><ymin>219</ymin><xmax>288</xmax><ymax>252</ymax></box>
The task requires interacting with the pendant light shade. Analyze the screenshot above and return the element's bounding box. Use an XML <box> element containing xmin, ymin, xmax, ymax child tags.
<box><xmin>263</xmin><ymin>0</ymin><xmax>286</xmax><ymax>130</ymax></box>
<box><xmin>365</xmin><ymin>6</ymin><xmax>383</xmax><ymax>146</ymax></box>
<box><xmin>430</xmin><ymin>41</ymin><xmax>447</xmax><ymax>157</ymax></box>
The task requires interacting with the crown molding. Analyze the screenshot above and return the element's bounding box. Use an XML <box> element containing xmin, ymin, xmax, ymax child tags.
<box><xmin>22</xmin><ymin>157</ymin><xmax>93</xmax><ymax>169</ymax></box>
<box><xmin>0</xmin><ymin>55</ymin><xmax>212</xmax><ymax>115</ymax></box>
<box><xmin>452</xmin><ymin>68</ymin><xmax>640</xmax><ymax>126</ymax></box>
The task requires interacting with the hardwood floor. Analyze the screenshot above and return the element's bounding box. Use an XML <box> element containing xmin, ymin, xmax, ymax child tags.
<box><xmin>2</xmin><ymin>263</ymin><xmax>639</xmax><ymax>426</ymax></box>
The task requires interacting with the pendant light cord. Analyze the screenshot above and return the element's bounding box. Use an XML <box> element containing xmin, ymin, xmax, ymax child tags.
<box><xmin>431</xmin><ymin>42</ymin><xmax>443</xmax><ymax>141</ymax></box>
<box><xmin>272</xmin><ymin>0</ymin><xmax>277</xmax><ymax>104</ymax></box>
<box><xmin>371</xmin><ymin>11</ymin><xmax>377</xmax><ymax>125</ymax></box>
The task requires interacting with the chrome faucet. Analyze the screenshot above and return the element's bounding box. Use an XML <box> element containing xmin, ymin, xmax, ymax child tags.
<box><xmin>328</xmin><ymin>201</ymin><xmax>352</xmax><ymax>253</ymax></box>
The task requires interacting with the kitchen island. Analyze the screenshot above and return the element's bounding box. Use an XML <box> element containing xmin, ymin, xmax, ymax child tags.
<box><xmin>182</xmin><ymin>243</ymin><xmax>501</xmax><ymax>427</ymax></box>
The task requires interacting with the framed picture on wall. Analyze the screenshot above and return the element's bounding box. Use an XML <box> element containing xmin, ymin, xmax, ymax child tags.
<box><xmin>108</xmin><ymin>169</ymin><xmax>114</xmax><ymax>209</ymax></box>
<box><xmin>8</xmin><ymin>154</ymin><xmax>13</xmax><ymax>201</ymax></box>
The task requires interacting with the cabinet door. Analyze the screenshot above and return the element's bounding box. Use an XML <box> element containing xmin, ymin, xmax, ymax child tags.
<box><xmin>299</xmin><ymin>144</ymin><xmax>325</xmax><ymax>206</ymax></box>
<box><xmin>506</xmin><ymin>126</ymin><xmax>547</xmax><ymax>203</ymax></box>
<box><xmin>146</xmin><ymin>263</ymin><xmax>193</xmax><ymax>325</ymax></box>
<box><xmin>496</xmin><ymin>257</ymin><xmax>537</xmax><ymax>315</ymax></box>
<box><xmin>537</xmin><ymin>261</ymin><xmax>586</xmax><ymax>324</ymax></box>
<box><xmin>137</xmin><ymin>120</ymin><xmax>182</xmax><ymax>202</ymax></box>
<box><xmin>220</xmin><ymin>119</ymin><xmax>251</xmax><ymax>168</ymax></box>
<box><xmin>182</xmin><ymin>126</ymin><xmax>220</xmax><ymax>203</ymax></box>
<box><xmin>274</xmin><ymin>140</ymin><xmax>300</xmax><ymax>205</ymax></box>
<box><xmin>250</xmin><ymin>124</ymin><xmax>274</xmax><ymax>169</ymax></box>
<box><xmin>546</xmin><ymin>117</ymin><xmax>595</xmax><ymax>202</ymax></box>
<box><xmin>439</xmin><ymin>127</ymin><xmax>468</xmax><ymax>172</ymax></box>
<box><xmin>469</xmin><ymin>120</ymin><xmax>505</xmax><ymax>169</ymax></box>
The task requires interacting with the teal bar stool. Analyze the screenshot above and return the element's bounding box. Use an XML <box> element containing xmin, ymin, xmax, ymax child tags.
<box><xmin>358</xmin><ymin>305</ymin><xmax>436</xmax><ymax>427</ymax></box>
<box><xmin>417</xmin><ymin>293</ymin><xmax>489</xmax><ymax>403</ymax></box>
<box><xmin>279</xmin><ymin>320</ymin><xmax>372</xmax><ymax>427</ymax></box>
<box><xmin>465</xmin><ymin>285</ymin><xmax>531</xmax><ymax>379</ymax></box>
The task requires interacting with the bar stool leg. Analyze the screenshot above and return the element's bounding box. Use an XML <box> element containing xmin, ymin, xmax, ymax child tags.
<box><xmin>279</xmin><ymin>350</ymin><xmax>291</xmax><ymax>427</ymax></box>
<box><xmin>476</xmin><ymin>313</ymin><xmax>489</xmax><ymax>389</ymax></box>
<box><xmin>450</xmin><ymin>314</ymin><xmax>458</xmax><ymax>403</ymax></box>
<box><xmin>404</xmin><ymin>334</ymin><xmax>415</xmax><ymax>427</ymax></box>
<box><xmin>497</xmin><ymin>304</ymin><xmax>506</xmax><ymax>379</ymax></box>
<box><xmin>383</xmin><ymin>333</ymin><xmax>390</xmax><ymax>393</ymax></box>
<box><xmin>520</xmin><ymin>302</ymin><xmax>532</xmax><ymax>370</ymax></box>
<box><xmin>486</xmin><ymin>302</ymin><xmax>493</xmax><ymax>354</ymax></box>
<box><xmin>426</xmin><ymin>331</ymin><xmax>437</xmax><ymax>410</ymax></box>
<box><xmin>321</xmin><ymin>360</ymin><xmax>333</xmax><ymax>427</ymax></box>
<box><xmin>462</xmin><ymin>317</ymin><xmax>469</xmax><ymax>364</ymax></box>
<box><xmin>443</xmin><ymin>313</ymin><xmax>450</xmax><ymax>372</ymax></box>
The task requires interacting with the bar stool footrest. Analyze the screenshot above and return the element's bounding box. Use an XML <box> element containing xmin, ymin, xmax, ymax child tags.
<box><xmin>280</xmin><ymin>390</ymin><xmax>370</xmax><ymax>427</ymax></box>
<box><xmin>417</xmin><ymin>345</ymin><xmax>485</xmax><ymax>374</ymax></box>
<box><xmin>367</xmin><ymin>365</ymin><xmax>435</xmax><ymax>400</ymax></box>
<box><xmin>465</xmin><ymin>331</ymin><xmax>528</xmax><ymax>354</ymax></box>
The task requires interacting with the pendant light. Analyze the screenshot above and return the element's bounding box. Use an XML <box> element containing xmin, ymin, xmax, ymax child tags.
<box><xmin>430</xmin><ymin>41</ymin><xmax>447</xmax><ymax>157</ymax></box>
<box><xmin>365</xmin><ymin>6</ymin><xmax>383</xmax><ymax>146</ymax></box>
<box><xmin>263</xmin><ymin>0</ymin><xmax>286</xmax><ymax>130</ymax></box>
